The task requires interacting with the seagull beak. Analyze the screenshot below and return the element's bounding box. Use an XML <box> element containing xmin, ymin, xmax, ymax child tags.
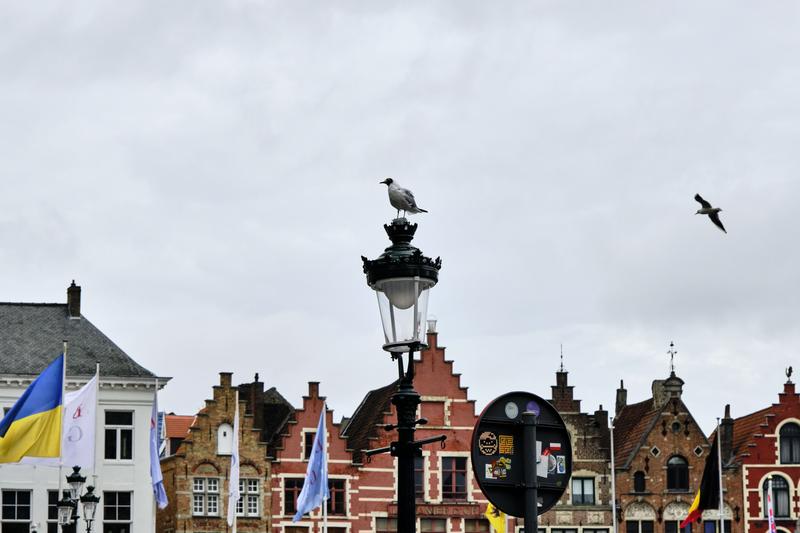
<box><xmin>379</xmin><ymin>179</ymin><xmax>389</xmax><ymax>185</ymax></box>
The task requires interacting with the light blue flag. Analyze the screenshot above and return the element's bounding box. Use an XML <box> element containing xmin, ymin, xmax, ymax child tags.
<box><xmin>292</xmin><ymin>406</ymin><xmax>328</xmax><ymax>522</ymax></box>
<box><xmin>150</xmin><ymin>385</ymin><xmax>168</xmax><ymax>509</ymax></box>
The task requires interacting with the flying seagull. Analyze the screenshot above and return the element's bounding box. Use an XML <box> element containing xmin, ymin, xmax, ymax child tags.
<box><xmin>380</xmin><ymin>178</ymin><xmax>428</xmax><ymax>219</ymax></box>
<box><xmin>694</xmin><ymin>194</ymin><xmax>726</xmax><ymax>233</ymax></box>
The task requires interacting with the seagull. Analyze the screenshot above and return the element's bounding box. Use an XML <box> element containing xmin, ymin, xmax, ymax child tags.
<box><xmin>694</xmin><ymin>194</ymin><xmax>726</xmax><ymax>233</ymax></box>
<box><xmin>380</xmin><ymin>178</ymin><xmax>428</xmax><ymax>219</ymax></box>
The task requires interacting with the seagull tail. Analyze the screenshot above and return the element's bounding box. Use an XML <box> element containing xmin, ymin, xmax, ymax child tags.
<box><xmin>418</xmin><ymin>208</ymin><xmax>428</xmax><ymax>213</ymax></box>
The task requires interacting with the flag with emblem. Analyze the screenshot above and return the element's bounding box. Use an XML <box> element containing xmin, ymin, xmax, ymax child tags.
<box><xmin>485</xmin><ymin>502</ymin><xmax>506</xmax><ymax>533</ymax></box>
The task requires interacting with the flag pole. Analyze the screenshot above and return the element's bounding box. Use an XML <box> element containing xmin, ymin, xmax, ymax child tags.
<box><xmin>323</xmin><ymin>403</ymin><xmax>328</xmax><ymax>533</ymax></box>
<box><xmin>93</xmin><ymin>362</ymin><xmax>100</xmax><ymax>488</ymax></box>
<box><xmin>716</xmin><ymin>418</ymin><xmax>724</xmax><ymax>533</ymax></box>
<box><xmin>233</xmin><ymin>389</ymin><xmax>238</xmax><ymax>533</ymax></box>
<box><xmin>610</xmin><ymin>416</ymin><xmax>618</xmax><ymax>533</ymax></box>
<box><xmin>58</xmin><ymin>340</ymin><xmax>67</xmax><ymax>531</ymax></box>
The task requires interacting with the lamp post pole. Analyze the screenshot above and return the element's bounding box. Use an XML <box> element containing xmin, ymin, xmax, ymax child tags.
<box><xmin>362</xmin><ymin>218</ymin><xmax>445</xmax><ymax>533</ymax></box>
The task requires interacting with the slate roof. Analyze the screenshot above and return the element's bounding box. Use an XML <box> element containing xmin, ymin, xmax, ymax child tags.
<box><xmin>0</xmin><ymin>303</ymin><xmax>156</xmax><ymax>379</ymax></box>
<box><xmin>341</xmin><ymin>379</ymin><xmax>398</xmax><ymax>464</ymax></box>
<box><xmin>260</xmin><ymin>386</ymin><xmax>295</xmax><ymax>459</ymax></box>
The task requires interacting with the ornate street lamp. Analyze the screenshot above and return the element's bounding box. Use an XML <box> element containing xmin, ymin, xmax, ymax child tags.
<box><xmin>80</xmin><ymin>486</ymin><xmax>100</xmax><ymax>533</ymax></box>
<box><xmin>56</xmin><ymin>496</ymin><xmax>76</xmax><ymax>528</ymax></box>
<box><xmin>362</xmin><ymin>218</ymin><xmax>445</xmax><ymax>533</ymax></box>
<box><xmin>66</xmin><ymin>466</ymin><xmax>86</xmax><ymax>501</ymax></box>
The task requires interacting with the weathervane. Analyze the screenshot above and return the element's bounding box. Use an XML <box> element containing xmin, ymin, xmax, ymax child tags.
<box><xmin>667</xmin><ymin>341</ymin><xmax>677</xmax><ymax>374</ymax></box>
<box><xmin>559</xmin><ymin>344</ymin><xmax>565</xmax><ymax>372</ymax></box>
<box><xmin>787</xmin><ymin>366</ymin><xmax>793</xmax><ymax>384</ymax></box>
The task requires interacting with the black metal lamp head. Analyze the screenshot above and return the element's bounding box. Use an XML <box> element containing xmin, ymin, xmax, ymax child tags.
<box><xmin>56</xmin><ymin>496</ymin><xmax>76</xmax><ymax>526</ymax></box>
<box><xmin>362</xmin><ymin>219</ymin><xmax>441</xmax><ymax>353</ymax></box>
<box><xmin>80</xmin><ymin>486</ymin><xmax>100</xmax><ymax>522</ymax></box>
<box><xmin>66</xmin><ymin>465</ymin><xmax>86</xmax><ymax>501</ymax></box>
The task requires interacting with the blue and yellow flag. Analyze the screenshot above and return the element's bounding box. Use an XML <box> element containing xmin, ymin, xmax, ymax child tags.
<box><xmin>0</xmin><ymin>355</ymin><xmax>64</xmax><ymax>463</ymax></box>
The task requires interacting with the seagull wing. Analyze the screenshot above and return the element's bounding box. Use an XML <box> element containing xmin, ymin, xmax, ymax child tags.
<box><xmin>402</xmin><ymin>188</ymin><xmax>419</xmax><ymax>209</ymax></box>
<box><xmin>709</xmin><ymin>212</ymin><xmax>727</xmax><ymax>233</ymax></box>
<box><xmin>694</xmin><ymin>194</ymin><xmax>711</xmax><ymax>209</ymax></box>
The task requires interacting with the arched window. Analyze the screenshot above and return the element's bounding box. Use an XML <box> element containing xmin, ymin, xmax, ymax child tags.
<box><xmin>780</xmin><ymin>423</ymin><xmax>800</xmax><ymax>464</ymax></box>
<box><xmin>217</xmin><ymin>423</ymin><xmax>233</xmax><ymax>455</ymax></box>
<box><xmin>667</xmin><ymin>456</ymin><xmax>689</xmax><ymax>491</ymax></box>
<box><xmin>762</xmin><ymin>476</ymin><xmax>790</xmax><ymax>518</ymax></box>
<box><xmin>634</xmin><ymin>471</ymin><xmax>646</xmax><ymax>493</ymax></box>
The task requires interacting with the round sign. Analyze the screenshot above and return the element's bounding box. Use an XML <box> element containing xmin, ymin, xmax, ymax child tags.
<box><xmin>471</xmin><ymin>391</ymin><xmax>572</xmax><ymax>517</ymax></box>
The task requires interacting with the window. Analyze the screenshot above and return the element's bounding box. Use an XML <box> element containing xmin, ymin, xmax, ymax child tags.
<box><xmin>376</xmin><ymin>518</ymin><xmax>397</xmax><ymax>533</ymax></box>
<box><xmin>48</xmin><ymin>491</ymin><xmax>77</xmax><ymax>533</ymax></box>
<box><xmin>583</xmin><ymin>530</ymin><xmax>609</xmax><ymax>533</ymax></box>
<box><xmin>192</xmin><ymin>478</ymin><xmax>220</xmax><ymax>516</ymax></box>
<box><xmin>236</xmin><ymin>479</ymin><xmax>260</xmax><ymax>517</ymax></box>
<box><xmin>702</xmin><ymin>520</ymin><xmax>731</xmax><ymax>533</ymax></box>
<box><xmin>633</xmin><ymin>471</ymin><xmax>646</xmax><ymax>493</ymax></box>
<box><xmin>420</xmin><ymin>519</ymin><xmax>446</xmax><ymax>533</ymax></box>
<box><xmin>304</xmin><ymin>432</ymin><xmax>316</xmax><ymax>460</ymax></box>
<box><xmin>285</xmin><ymin>528</ymin><xmax>309</xmax><ymax>533</ymax></box>
<box><xmin>626</xmin><ymin>521</ymin><xmax>654</xmax><ymax>533</ymax></box>
<box><xmin>465</xmin><ymin>519</ymin><xmax>490</xmax><ymax>533</ymax></box>
<box><xmin>415</xmin><ymin>456</ymin><xmax>425</xmax><ymax>500</ymax></box>
<box><xmin>665</xmin><ymin>521</ymin><xmax>692</xmax><ymax>533</ymax></box>
<box><xmin>667</xmin><ymin>456</ymin><xmax>689</xmax><ymax>491</ymax></box>
<box><xmin>551</xmin><ymin>529</ymin><xmax>577</xmax><ymax>533</ymax></box>
<box><xmin>441</xmin><ymin>457</ymin><xmax>468</xmax><ymax>500</ymax></box>
<box><xmin>2</xmin><ymin>490</ymin><xmax>31</xmax><ymax>533</ymax></box>
<box><xmin>284</xmin><ymin>478</ymin><xmax>304</xmax><ymax>516</ymax></box>
<box><xmin>104</xmin><ymin>411</ymin><xmax>133</xmax><ymax>460</ymax></box>
<box><xmin>763</xmin><ymin>476</ymin><xmax>790</xmax><ymax>518</ymax></box>
<box><xmin>571</xmin><ymin>478</ymin><xmax>594</xmax><ymax>505</ymax></box>
<box><xmin>217</xmin><ymin>423</ymin><xmax>233</xmax><ymax>455</ymax></box>
<box><xmin>327</xmin><ymin>479</ymin><xmax>346</xmax><ymax>516</ymax></box>
<box><xmin>780</xmin><ymin>423</ymin><xmax>800</xmax><ymax>464</ymax></box>
<box><xmin>103</xmin><ymin>491</ymin><xmax>132</xmax><ymax>533</ymax></box>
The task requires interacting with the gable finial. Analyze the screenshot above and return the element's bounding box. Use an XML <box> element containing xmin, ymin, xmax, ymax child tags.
<box><xmin>559</xmin><ymin>344</ymin><xmax>565</xmax><ymax>372</ymax></box>
<box><xmin>786</xmin><ymin>366</ymin><xmax>793</xmax><ymax>384</ymax></box>
<box><xmin>667</xmin><ymin>341</ymin><xmax>677</xmax><ymax>374</ymax></box>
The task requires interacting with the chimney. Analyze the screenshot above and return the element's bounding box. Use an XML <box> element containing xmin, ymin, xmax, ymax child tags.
<box><xmin>219</xmin><ymin>372</ymin><xmax>232</xmax><ymax>388</ymax></box>
<box><xmin>616</xmin><ymin>380</ymin><xmax>627</xmax><ymax>415</ymax></box>
<box><xmin>594</xmin><ymin>404</ymin><xmax>608</xmax><ymax>429</ymax></box>
<box><xmin>308</xmin><ymin>382</ymin><xmax>320</xmax><ymax>398</ymax></box>
<box><xmin>720</xmin><ymin>404</ymin><xmax>734</xmax><ymax>464</ymax></box>
<box><xmin>67</xmin><ymin>280</ymin><xmax>81</xmax><ymax>319</ymax></box>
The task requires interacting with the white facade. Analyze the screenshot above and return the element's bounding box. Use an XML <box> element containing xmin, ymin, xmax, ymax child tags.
<box><xmin>0</xmin><ymin>375</ymin><xmax>164</xmax><ymax>533</ymax></box>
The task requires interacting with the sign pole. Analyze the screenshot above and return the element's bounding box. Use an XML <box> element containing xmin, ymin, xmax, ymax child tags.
<box><xmin>522</xmin><ymin>411</ymin><xmax>538</xmax><ymax>533</ymax></box>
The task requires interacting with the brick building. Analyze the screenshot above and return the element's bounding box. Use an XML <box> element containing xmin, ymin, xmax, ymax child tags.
<box><xmin>613</xmin><ymin>372</ymin><xmax>742</xmax><ymax>533</ymax></box>
<box><xmin>157</xmin><ymin>373</ymin><xmax>294</xmax><ymax>533</ymax></box>
<box><xmin>270</xmin><ymin>328</ymin><xmax>490</xmax><ymax>533</ymax></box>
<box><xmin>517</xmin><ymin>366</ymin><xmax>613</xmax><ymax>533</ymax></box>
<box><xmin>716</xmin><ymin>375</ymin><xmax>800</xmax><ymax>533</ymax></box>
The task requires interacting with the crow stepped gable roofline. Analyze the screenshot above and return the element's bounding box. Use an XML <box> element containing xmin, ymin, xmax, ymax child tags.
<box><xmin>0</xmin><ymin>283</ymin><xmax>164</xmax><ymax>382</ymax></box>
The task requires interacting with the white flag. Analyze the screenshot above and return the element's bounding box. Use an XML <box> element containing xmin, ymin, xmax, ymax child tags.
<box><xmin>227</xmin><ymin>392</ymin><xmax>241</xmax><ymax>527</ymax></box>
<box><xmin>22</xmin><ymin>374</ymin><xmax>98</xmax><ymax>468</ymax></box>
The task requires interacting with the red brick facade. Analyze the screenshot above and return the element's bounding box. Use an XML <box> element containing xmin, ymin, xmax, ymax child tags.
<box><xmin>269</xmin><ymin>331</ymin><xmax>489</xmax><ymax>533</ymax></box>
<box><xmin>721</xmin><ymin>379</ymin><xmax>800</xmax><ymax>533</ymax></box>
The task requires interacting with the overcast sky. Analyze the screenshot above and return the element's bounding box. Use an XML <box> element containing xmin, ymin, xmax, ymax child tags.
<box><xmin>2</xmin><ymin>2</ymin><xmax>799</xmax><ymax>436</ymax></box>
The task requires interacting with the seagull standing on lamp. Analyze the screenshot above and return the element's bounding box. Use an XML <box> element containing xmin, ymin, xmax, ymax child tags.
<box><xmin>361</xmin><ymin>188</ymin><xmax>446</xmax><ymax>533</ymax></box>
